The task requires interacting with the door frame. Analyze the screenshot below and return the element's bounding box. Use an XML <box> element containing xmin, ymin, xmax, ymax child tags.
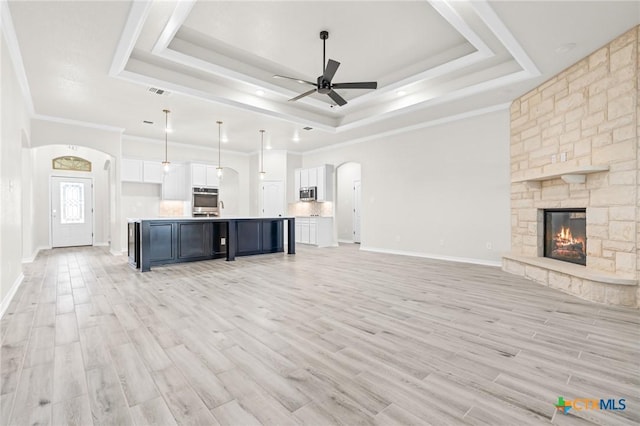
<box><xmin>49</xmin><ymin>174</ymin><xmax>95</xmax><ymax>248</ymax></box>
<box><xmin>353</xmin><ymin>180</ymin><xmax>361</xmax><ymax>244</ymax></box>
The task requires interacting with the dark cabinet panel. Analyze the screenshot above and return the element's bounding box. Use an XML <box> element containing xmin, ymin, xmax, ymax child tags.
<box><xmin>149</xmin><ymin>223</ymin><xmax>175</xmax><ymax>261</ymax></box>
<box><xmin>236</xmin><ymin>221</ymin><xmax>262</xmax><ymax>255</ymax></box>
<box><xmin>178</xmin><ymin>222</ymin><xmax>212</xmax><ymax>259</ymax></box>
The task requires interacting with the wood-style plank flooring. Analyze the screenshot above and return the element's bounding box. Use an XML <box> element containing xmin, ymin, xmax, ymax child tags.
<box><xmin>1</xmin><ymin>244</ymin><xmax>638</xmax><ymax>425</ymax></box>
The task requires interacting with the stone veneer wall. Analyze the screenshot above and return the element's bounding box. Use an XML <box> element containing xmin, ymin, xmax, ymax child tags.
<box><xmin>507</xmin><ymin>26</ymin><xmax>638</xmax><ymax>305</ymax></box>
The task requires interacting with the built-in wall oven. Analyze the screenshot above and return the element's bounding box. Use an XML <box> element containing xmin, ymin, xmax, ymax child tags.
<box><xmin>192</xmin><ymin>187</ymin><xmax>219</xmax><ymax>216</ymax></box>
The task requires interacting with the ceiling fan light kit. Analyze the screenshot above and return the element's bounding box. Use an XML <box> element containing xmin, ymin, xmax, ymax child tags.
<box><xmin>274</xmin><ymin>30</ymin><xmax>377</xmax><ymax>106</ymax></box>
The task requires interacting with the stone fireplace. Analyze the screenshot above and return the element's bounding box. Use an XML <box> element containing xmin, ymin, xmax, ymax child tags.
<box><xmin>502</xmin><ymin>26</ymin><xmax>639</xmax><ymax>307</ymax></box>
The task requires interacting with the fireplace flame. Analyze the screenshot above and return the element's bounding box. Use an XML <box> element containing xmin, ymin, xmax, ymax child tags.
<box><xmin>555</xmin><ymin>226</ymin><xmax>582</xmax><ymax>247</ymax></box>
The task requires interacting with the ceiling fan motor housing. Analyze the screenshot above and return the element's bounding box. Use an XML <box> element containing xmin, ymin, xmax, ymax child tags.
<box><xmin>317</xmin><ymin>76</ymin><xmax>332</xmax><ymax>94</ymax></box>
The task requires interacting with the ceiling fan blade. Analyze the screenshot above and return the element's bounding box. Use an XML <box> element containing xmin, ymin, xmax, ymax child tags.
<box><xmin>289</xmin><ymin>89</ymin><xmax>317</xmax><ymax>102</ymax></box>
<box><xmin>332</xmin><ymin>82</ymin><xmax>377</xmax><ymax>90</ymax></box>
<box><xmin>273</xmin><ymin>75</ymin><xmax>316</xmax><ymax>86</ymax></box>
<box><xmin>323</xmin><ymin>59</ymin><xmax>340</xmax><ymax>82</ymax></box>
<box><xmin>327</xmin><ymin>90</ymin><xmax>347</xmax><ymax>106</ymax></box>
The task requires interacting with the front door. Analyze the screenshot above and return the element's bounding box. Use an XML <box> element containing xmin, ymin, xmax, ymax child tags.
<box><xmin>261</xmin><ymin>181</ymin><xmax>285</xmax><ymax>217</ymax></box>
<box><xmin>51</xmin><ymin>176</ymin><xmax>93</xmax><ymax>247</ymax></box>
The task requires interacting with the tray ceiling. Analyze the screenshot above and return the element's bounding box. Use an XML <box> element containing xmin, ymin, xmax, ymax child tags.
<box><xmin>6</xmin><ymin>1</ymin><xmax>639</xmax><ymax>153</ymax></box>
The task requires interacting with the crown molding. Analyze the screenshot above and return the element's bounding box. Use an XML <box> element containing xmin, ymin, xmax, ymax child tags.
<box><xmin>33</xmin><ymin>114</ymin><xmax>125</xmax><ymax>133</ymax></box>
<box><xmin>1</xmin><ymin>0</ymin><xmax>34</xmax><ymax>114</ymax></box>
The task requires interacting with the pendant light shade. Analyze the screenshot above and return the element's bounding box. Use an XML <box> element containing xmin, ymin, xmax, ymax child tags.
<box><xmin>162</xmin><ymin>109</ymin><xmax>171</xmax><ymax>172</ymax></box>
<box><xmin>259</xmin><ymin>129</ymin><xmax>266</xmax><ymax>180</ymax></box>
<box><xmin>216</xmin><ymin>120</ymin><xmax>223</xmax><ymax>179</ymax></box>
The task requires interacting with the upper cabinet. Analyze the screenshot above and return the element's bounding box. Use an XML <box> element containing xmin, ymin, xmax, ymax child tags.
<box><xmin>162</xmin><ymin>164</ymin><xmax>187</xmax><ymax>200</ymax></box>
<box><xmin>188</xmin><ymin>163</ymin><xmax>219</xmax><ymax>188</ymax></box>
<box><xmin>294</xmin><ymin>164</ymin><xmax>334</xmax><ymax>202</ymax></box>
<box><xmin>142</xmin><ymin>161</ymin><xmax>164</xmax><ymax>184</ymax></box>
<box><xmin>121</xmin><ymin>159</ymin><xmax>164</xmax><ymax>184</ymax></box>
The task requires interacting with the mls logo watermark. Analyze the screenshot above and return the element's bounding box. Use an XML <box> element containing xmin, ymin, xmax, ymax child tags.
<box><xmin>555</xmin><ymin>396</ymin><xmax>626</xmax><ymax>415</ymax></box>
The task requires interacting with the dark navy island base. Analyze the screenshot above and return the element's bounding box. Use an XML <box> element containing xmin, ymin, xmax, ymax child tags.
<box><xmin>127</xmin><ymin>217</ymin><xmax>295</xmax><ymax>272</ymax></box>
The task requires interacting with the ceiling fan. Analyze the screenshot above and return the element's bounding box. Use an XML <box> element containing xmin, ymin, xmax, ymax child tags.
<box><xmin>273</xmin><ymin>31</ymin><xmax>377</xmax><ymax>106</ymax></box>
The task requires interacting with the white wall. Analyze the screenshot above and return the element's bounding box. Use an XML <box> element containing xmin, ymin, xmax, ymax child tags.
<box><xmin>21</xmin><ymin>146</ymin><xmax>35</xmax><ymax>261</ymax></box>
<box><xmin>336</xmin><ymin>162</ymin><xmax>361</xmax><ymax>242</ymax></box>
<box><xmin>303</xmin><ymin>109</ymin><xmax>511</xmax><ymax>265</ymax></box>
<box><xmin>30</xmin><ymin>145</ymin><xmax>112</xmax><ymax>251</ymax></box>
<box><xmin>1</xmin><ymin>33</ymin><xmax>31</xmax><ymax>311</ymax></box>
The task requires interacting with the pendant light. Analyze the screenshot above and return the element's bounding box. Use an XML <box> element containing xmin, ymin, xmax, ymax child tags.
<box><xmin>259</xmin><ymin>129</ymin><xmax>266</xmax><ymax>180</ymax></box>
<box><xmin>161</xmin><ymin>109</ymin><xmax>171</xmax><ymax>172</ymax></box>
<box><xmin>216</xmin><ymin>120</ymin><xmax>223</xmax><ymax>179</ymax></box>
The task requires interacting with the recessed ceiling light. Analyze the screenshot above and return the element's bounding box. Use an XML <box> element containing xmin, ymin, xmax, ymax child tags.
<box><xmin>555</xmin><ymin>43</ymin><xmax>576</xmax><ymax>54</ymax></box>
<box><xmin>221</xmin><ymin>136</ymin><xmax>229</xmax><ymax>143</ymax></box>
<box><xmin>165</xmin><ymin>128</ymin><xmax>173</xmax><ymax>133</ymax></box>
<box><xmin>266</xmin><ymin>145</ymin><xmax>272</xmax><ymax>150</ymax></box>
<box><xmin>256</xmin><ymin>89</ymin><xmax>265</xmax><ymax>96</ymax></box>
<box><xmin>396</xmin><ymin>90</ymin><xmax>406</xmax><ymax>96</ymax></box>
<box><xmin>293</xmin><ymin>136</ymin><xmax>300</xmax><ymax>142</ymax></box>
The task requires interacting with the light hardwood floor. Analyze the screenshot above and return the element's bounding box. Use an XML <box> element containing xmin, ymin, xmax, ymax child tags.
<box><xmin>1</xmin><ymin>244</ymin><xmax>638</xmax><ymax>425</ymax></box>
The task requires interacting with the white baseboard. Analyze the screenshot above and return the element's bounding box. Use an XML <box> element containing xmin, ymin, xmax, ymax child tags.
<box><xmin>360</xmin><ymin>246</ymin><xmax>502</xmax><ymax>267</ymax></box>
<box><xmin>338</xmin><ymin>239</ymin><xmax>354</xmax><ymax>244</ymax></box>
<box><xmin>1</xmin><ymin>273</ymin><xmax>24</xmax><ymax>319</ymax></box>
<box><xmin>21</xmin><ymin>246</ymin><xmax>50</xmax><ymax>263</ymax></box>
<box><xmin>94</xmin><ymin>242</ymin><xmax>109</xmax><ymax>247</ymax></box>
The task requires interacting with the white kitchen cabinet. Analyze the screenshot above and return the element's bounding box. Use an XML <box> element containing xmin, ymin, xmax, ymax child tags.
<box><xmin>189</xmin><ymin>163</ymin><xmax>219</xmax><ymax>188</ymax></box>
<box><xmin>162</xmin><ymin>164</ymin><xmax>187</xmax><ymax>200</ymax></box>
<box><xmin>205</xmin><ymin>166</ymin><xmax>219</xmax><ymax>187</ymax></box>
<box><xmin>121</xmin><ymin>159</ymin><xmax>164</xmax><ymax>184</ymax></box>
<box><xmin>299</xmin><ymin>168</ymin><xmax>309</xmax><ymax>188</ymax></box>
<box><xmin>294</xmin><ymin>217</ymin><xmax>334</xmax><ymax>247</ymax></box>
<box><xmin>308</xmin><ymin>167</ymin><xmax>318</xmax><ymax>188</ymax></box>
<box><xmin>293</xmin><ymin>165</ymin><xmax>334</xmax><ymax>202</ymax></box>
<box><xmin>143</xmin><ymin>161</ymin><xmax>164</xmax><ymax>184</ymax></box>
<box><xmin>191</xmin><ymin>163</ymin><xmax>207</xmax><ymax>187</ymax></box>
<box><xmin>121</xmin><ymin>158</ymin><xmax>143</xmax><ymax>182</ymax></box>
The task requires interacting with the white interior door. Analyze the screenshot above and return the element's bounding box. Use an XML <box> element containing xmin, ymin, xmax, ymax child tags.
<box><xmin>261</xmin><ymin>181</ymin><xmax>285</xmax><ymax>217</ymax></box>
<box><xmin>51</xmin><ymin>176</ymin><xmax>93</xmax><ymax>247</ymax></box>
<box><xmin>353</xmin><ymin>180</ymin><xmax>361</xmax><ymax>243</ymax></box>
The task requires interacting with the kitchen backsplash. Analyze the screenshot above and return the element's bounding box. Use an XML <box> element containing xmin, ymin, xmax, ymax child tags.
<box><xmin>159</xmin><ymin>200</ymin><xmax>188</xmax><ymax>217</ymax></box>
<box><xmin>288</xmin><ymin>201</ymin><xmax>333</xmax><ymax>217</ymax></box>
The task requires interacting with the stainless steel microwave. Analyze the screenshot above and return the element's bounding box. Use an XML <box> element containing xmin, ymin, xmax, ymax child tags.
<box><xmin>299</xmin><ymin>186</ymin><xmax>316</xmax><ymax>201</ymax></box>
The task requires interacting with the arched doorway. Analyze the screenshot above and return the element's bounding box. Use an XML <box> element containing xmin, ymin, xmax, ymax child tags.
<box><xmin>29</xmin><ymin>144</ymin><xmax>113</xmax><ymax>251</ymax></box>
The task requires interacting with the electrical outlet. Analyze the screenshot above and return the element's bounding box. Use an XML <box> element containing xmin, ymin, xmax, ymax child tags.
<box><xmin>486</xmin><ymin>242</ymin><xmax>493</xmax><ymax>250</ymax></box>
<box><xmin>560</xmin><ymin>152</ymin><xmax>567</xmax><ymax>162</ymax></box>
<box><xmin>220</xmin><ymin>238</ymin><xmax>226</xmax><ymax>246</ymax></box>
<box><xmin>551</xmin><ymin>154</ymin><xmax>557</xmax><ymax>163</ymax></box>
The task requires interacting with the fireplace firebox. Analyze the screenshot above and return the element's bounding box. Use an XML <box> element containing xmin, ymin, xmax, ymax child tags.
<box><xmin>544</xmin><ymin>209</ymin><xmax>587</xmax><ymax>266</ymax></box>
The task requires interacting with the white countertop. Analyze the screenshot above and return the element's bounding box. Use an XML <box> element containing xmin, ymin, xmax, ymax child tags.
<box><xmin>128</xmin><ymin>216</ymin><xmax>294</xmax><ymax>222</ymax></box>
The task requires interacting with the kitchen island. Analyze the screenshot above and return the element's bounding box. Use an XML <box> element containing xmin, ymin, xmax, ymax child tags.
<box><xmin>128</xmin><ymin>217</ymin><xmax>295</xmax><ymax>272</ymax></box>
